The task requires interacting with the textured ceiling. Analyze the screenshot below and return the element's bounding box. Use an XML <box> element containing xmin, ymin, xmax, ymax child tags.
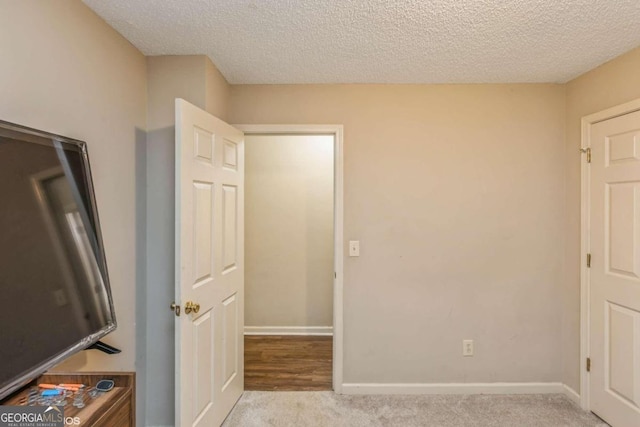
<box><xmin>83</xmin><ymin>0</ymin><xmax>640</xmax><ymax>84</ymax></box>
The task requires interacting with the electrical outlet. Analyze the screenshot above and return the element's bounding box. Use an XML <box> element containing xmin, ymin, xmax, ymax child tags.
<box><xmin>349</xmin><ymin>240</ymin><xmax>360</xmax><ymax>257</ymax></box>
<box><xmin>463</xmin><ymin>340</ymin><xmax>474</xmax><ymax>357</ymax></box>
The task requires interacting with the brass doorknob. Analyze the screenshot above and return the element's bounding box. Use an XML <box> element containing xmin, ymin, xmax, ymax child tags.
<box><xmin>184</xmin><ymin>301</ymin><xmax>200</xmax><ymax>314</ymax></box>
<box><xmin>170</xmin><ymin>302</ymin><xmax>180</xmax><ymax>316</ymax></box>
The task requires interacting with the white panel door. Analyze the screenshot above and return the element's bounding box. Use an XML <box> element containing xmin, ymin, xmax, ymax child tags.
<box><xmin>175</xmin><ymin>99</ymin><xmax>244</xmax><ymax>427</ymax></box>
<box><xmin>589</xmin><ymin>109</ymin><xmax>640</xmax><ymax>427</ymax></box>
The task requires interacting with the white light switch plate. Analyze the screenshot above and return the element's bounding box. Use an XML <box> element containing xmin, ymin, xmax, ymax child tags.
<box><xmin>463</xmin><ymin>340</ymin><xmax>474</xmax><ymax>357</ymax></box>
<box><xmin>349</xmin><ymin>240</ymin><xmax>360</xmax><ymax>257</ymax></box>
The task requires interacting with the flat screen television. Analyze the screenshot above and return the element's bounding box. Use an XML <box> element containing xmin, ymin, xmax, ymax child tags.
<box><xmin>0</xmin><ymin>120</ymin><xmax>117</xmax><ymax>400</ymax></box>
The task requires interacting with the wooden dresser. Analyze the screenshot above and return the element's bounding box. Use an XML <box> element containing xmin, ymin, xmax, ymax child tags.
<box><xmin>1</xmin><ymin>372</ymin><xmax>135</xmax><ymax>427</ymax></box>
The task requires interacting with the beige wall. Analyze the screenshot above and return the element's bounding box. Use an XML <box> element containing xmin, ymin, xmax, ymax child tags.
<box><xmin>563</xmin><ymin>46</ymin><xmax>640</xmax><ymax>392</ymax></box>
<box><xmin>147</xmin><ymin>55</ymin><xmax>230</xmax><ymax>128</ymax></box>
<box><xmin>206</xmin><ymin>58</ymin><xmax>231</xmax><ymax>122</ymax></box>
<box><xmin>245</xmin><ymin>135</ymin><xmax>334</xmax><ymax>328</ymax></box>
<box><xmin>230</xmin><ymin>84</ymin><xmax>566</xmax><ymax>383</ymax></box>
<box><xmin>0</xmin><ymin>0</ymin><xmax>146</xmax><ymax>372</ymax></box>
<box><xmin>147</xmin><ymin>56</ymin><xmax>208</xmax><ymax>128</ymax></box>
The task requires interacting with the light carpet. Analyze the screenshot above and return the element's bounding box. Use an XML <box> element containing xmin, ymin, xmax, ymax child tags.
<box><xmin>222</xmin><ymin>392</ymin><xmax>608</xmax><ymax>427</ymax></box>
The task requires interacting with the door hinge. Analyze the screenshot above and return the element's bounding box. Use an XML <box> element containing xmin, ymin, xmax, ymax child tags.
<box><xmin>586</xmin><ymin>357</ymin><xmax>591</xmax><ymax>372</ymax></box>
<box><xmin>580</xmin><ymin>147</ymin><xmax>591</xmax><ymax>163</ymax></box>
<box><xmin>587</xmin><ymin>253</ymin><xmax>591</xmax><ymax>268</ymax></box>
<box><xmin>334</xmin><ymin>272</ymin><xmax>337</xmax><ymax>279</ymax></box>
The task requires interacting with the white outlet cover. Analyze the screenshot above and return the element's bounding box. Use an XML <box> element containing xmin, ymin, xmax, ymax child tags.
<box><xmin>349</xmin><ymin>240</ymin><xmax>360</xmax><ymax>257</ymax></box>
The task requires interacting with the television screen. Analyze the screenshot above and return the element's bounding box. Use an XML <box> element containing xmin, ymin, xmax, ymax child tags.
<box><xmin>0</xmin><ymin>120</ymin><xmax>116</xmax><ymax>400</ymax></box>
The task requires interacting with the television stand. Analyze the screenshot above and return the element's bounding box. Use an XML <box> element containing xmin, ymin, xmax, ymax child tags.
<box><xmin>86</xmin><ymin>341</ymin><xmax>122</xmax><ymax>354</ymax></box>
<box><xmin>1</xmin><ymin>372</ymin><xmax>135</xmax><ymax>427</ymax></box>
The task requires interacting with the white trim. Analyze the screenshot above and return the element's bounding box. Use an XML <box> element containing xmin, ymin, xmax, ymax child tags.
<box><xmin>235</xmin><ymin>124</ymin><xmax>345</xmax><ymax>394</ymax></box>
<box><xmin>579</xmin><ymin>97</ymin><xmax>640</xmax><ymax>411</ymax></box>
<box><xmin>236</xmin><ymin>124</ymin><xmax>343</xmax><ymax>135</ymax></box>
<box><xmin>341</xmin><ymin>382</ymin><xmax>566</xmax><ymax>395</ymax></box>
<box><xmin>579</xmin><ymin>115</ymin><xmax>591</xmax><ymax>411</ymax></box>
<box><xmin>581</xmin><ymin>98</ymin><xmax>640</xmax><ymax>125</ymax></box>
<box><xmin>333</xmin><ymin>126</ymin><xmax>345</xmax><ymax>394</ymax></box>
<box><xmin>244</xmin><ymin>326</ymin><xmax>333</xmax><ymax>336</ymax></box>
<box><xmin>563</xmin><ymin>384</ymin><xmax>581</xmax><ymax>405</ymax></box>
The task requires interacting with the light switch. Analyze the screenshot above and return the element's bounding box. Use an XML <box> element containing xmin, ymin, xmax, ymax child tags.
<box><xmin>349</xmin><ymin>240</ymin><xmax>360</xmax><ymax>257</ymax></box>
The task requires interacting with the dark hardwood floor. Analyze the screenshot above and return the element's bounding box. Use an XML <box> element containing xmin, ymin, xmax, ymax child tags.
<box><xmin>244</xmin><ymin>335</ymin><xmax>333</xmax><ymax>391</ymax></box>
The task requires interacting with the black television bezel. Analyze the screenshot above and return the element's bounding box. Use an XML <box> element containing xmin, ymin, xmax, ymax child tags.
<box><xmin>0</xmin><ymin>120</ymin><xmax>117</xmax><ymax>400</ymax></box>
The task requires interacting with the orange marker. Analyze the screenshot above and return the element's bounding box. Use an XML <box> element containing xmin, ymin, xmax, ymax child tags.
<box><xmin>38</xmin><ymin>383</ymin><xmax>83</xmax><ymax>391</ymax></box>
<box><xmin>38</xmin><ymin>384</ymin><xmax>57</xmax><ymax>389</ymax></box>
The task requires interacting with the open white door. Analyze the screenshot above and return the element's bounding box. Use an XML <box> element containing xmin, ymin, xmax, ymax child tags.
<box><xmin>175</xmin><ymin>99</ymin><xmax>244</xmax><ymax>427</ymax></box>
<box><xmin>589</xmin><ymin>109</ymin><xmax>640</xmax><ymax>427</ymax></box>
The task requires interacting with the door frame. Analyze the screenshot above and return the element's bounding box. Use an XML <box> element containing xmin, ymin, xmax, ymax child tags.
<box><xmin>235</xmin><ymin>124</ymin><xmax>345</xmax><ymax>393</ymax></box>
<box><xmin>580</xmin><ymin>97</ymin><xmax>640</xmax><ymax>410</ymax></box>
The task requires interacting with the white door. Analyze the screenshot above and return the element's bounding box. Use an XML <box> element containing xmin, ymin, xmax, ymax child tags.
<box><xmin>589</xmin><ymin>109</ymin><xmax>640</xmax><ymax>427</ymax></box>
<box><xmin>175</xmin><ymin>99</ymin><xmax>244</xmax><ymax>427</ymax></box>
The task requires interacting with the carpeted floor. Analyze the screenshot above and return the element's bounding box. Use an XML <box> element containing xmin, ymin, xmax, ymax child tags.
<box><xmin>222</xmin><ymin>392</ymin><xmax>608</xmax><ymax>427</ymax></box>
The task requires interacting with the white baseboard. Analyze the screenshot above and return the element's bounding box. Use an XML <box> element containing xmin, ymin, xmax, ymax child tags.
<box><xmin>244</xmin><ymin>326</ymin><xmax>333</xmax><ymax>336</ymax></box>
<box><xmin>341</xmin><ymin>382</ymin><xmax>567</xmax><ymax>395</ymax></box>
<box><xmin>562</xmin><ymin>384</ymin><xmax>581</xmax><ymax>405</ymax></box>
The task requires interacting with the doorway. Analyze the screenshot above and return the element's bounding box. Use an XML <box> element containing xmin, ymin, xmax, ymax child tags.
<box><xmin>581</xmin><ymin>100</ymin><xmax>640</xmax><ymax>427</ymax></box>
<box><xmin>237</xmin><ymin>125</ymin><xmax>344</xmax><ymax>392</ymax></box>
